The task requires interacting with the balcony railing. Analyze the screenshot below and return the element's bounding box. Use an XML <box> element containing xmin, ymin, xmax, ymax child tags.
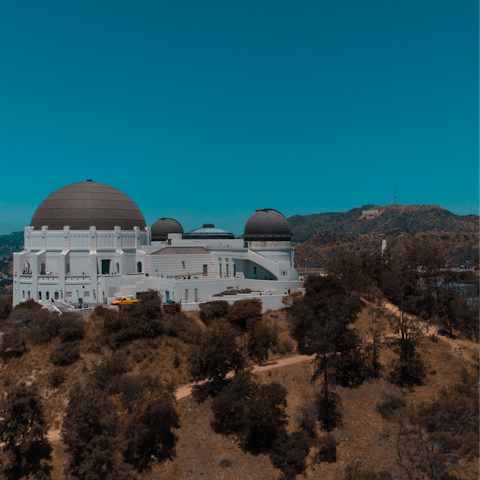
<box><xmin>38</xmin><ymin>275</ymin><xmax>59</xmax><ymax>281</ymax></box>
<box><xmin>66</xmin><ymin>275</ymin><xmax>90</xmax><ymax>281</ymax></box>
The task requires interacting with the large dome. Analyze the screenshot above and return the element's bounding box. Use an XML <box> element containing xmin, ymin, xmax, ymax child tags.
<box><xmin>151</xmin><ymin>218</ymin><xmax>184</xmax><ymax>241</ymax></box>
<box><xmin>244</xmin><ymin>209</ymin><xmax>292</xmax><ymax>240</ymax></box>
<box><xmin>31</xmin><ymin>180</ymin><xmax>146</xmax><ymax>230</ymax></box>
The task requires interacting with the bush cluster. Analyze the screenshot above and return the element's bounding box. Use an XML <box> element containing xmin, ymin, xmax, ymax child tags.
<box><xmin>199</xmin><ymin>300</ymin><xmax>229</xmax><ymax>324</ymax></box>
<box><xmin>48</xmin><ymin>368</ymin><xmax>66</xmax><ymax>388</ymax></box>
<box><xmin>211</xmin><ymin>372</ymin><xmax>311</xmax><ymax>479</ymax></box>
<box><xmin>50</xmin><ymin>342</ymin><xmax>80</xmax><ymax>366</ymax></box>
<box><xmin>96</xmin><ymin>290</ymin><xmax>163</xmax><ymax>348</ymax></box>
<box><xmin>0</xmin><ymin>330</ymin><xmax>26</xmax><ymax>361</ymax></box>
<box><xmin>375</xmin><ymin>394</ymin><xmax>406</xmax><ymax>421</ymax></box>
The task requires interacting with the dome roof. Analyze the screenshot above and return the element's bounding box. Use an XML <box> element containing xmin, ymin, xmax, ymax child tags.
<box><xmin>183</xmin><ymin>224</ymin><xmax>235</xmax><ymax>239</ymax></box>
<box><xmin>244</xmin><ymin>209</ymin><xmax>292</xmax><ymax>239</ymax></box>
<box><xmin>191</xmin><ymin>224</ymin><xmax>229</xmax><ymax>234</ymax></box>
<box><xmin>31</xmin><ymin>180</ymin><xmax>146</xmax><ymax>231</ymax></box>
<box><xmin>151</xmin><ymin>218</ymin><xmax>184</xmax><ymax>241</ymax></box>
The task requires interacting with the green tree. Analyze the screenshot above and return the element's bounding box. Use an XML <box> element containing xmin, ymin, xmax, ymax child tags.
<box><xmin>288</xmin><ymin>276</ymin><xmax>368</xmax><ymax>430</ymax></box>
<box><xmin>247</xmin><ymin>319</ymin><xmax>278</xmax><ymax>363</ymax></box>
<box><xmin>226</xmin><ymin>298</ymin><xmax>262</xmax><ymax>331</ymax></box>
<box><xmin>61</xmin><ymin>384</ymin><xmax>133</xmax><ymax>480</ymax></box>
<box><xmin>189</xmin><ymin>321</ymin><xmax>246</xmax><ymax>401</ymax></box>
<box><xmin>0</xmin><ymin>383</ymin><xmax>52</xmax><ymax>480</ymax></box>
<box><xmin>118</xmin><ymin>377</ymin><xmax>179</xmax><ymax>472</ymax></box>
<box><xmin>211</xmin><ymin>372</ymin><xmax>288</xmax><ymax>454</ymax></box>
<box><xmin>387</xmin><ymin>309</ymin><xmax>425</xmax><ymax>387</ymax></box>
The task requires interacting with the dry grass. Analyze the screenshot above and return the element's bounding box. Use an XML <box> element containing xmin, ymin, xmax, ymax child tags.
<box><xmin>1</xmin><ymin>305</ymin><xmax>478</xmax><ymax>479</ymax></box>
<box><xmin>142</xmin><ymin>398</ymin><xmax>282</xmax><ymax>480</ymax></box>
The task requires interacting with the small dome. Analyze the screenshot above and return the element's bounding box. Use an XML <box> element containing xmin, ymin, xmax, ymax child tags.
<box><xmin>31</xmin><ymin>181</ymin><xmax>146</xmax><ymax>230</ymax></box>
<box><xmin>244</xmin><ymin>209</ymin><xmax>292</xmax><ymax>240</ymax></box>
<box><xmin>183</xmin><ymin>223</ymin><xmax>234</xmax><ymax>239</ymax></box>
<box><xmin>151</xmin><ymin>218</ymin><xmax>184</xmax><ymax>241</ymax></box>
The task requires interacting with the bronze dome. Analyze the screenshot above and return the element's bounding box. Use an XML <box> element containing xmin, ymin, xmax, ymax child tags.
<box><xmin>244</xmin><ymin>209</ymin><xmax>292</xmax><ymax>240</ymax></box>
<box><xmin>151</xmin><ymin>218</ymin><xmax>184</xmax><ymax>241</ymax></box>
<box><xmin>31</xmin><ymin>180</ymin><xmax>146</xmax><ymax>230</ymax></box>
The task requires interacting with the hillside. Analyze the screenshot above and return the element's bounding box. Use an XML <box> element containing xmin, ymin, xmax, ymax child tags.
<box><xmin>294</xmin><ymin>229</ymin><xmax>480</xmax><ymax>268</ymax></box>
<box><xmin>288</xmin><ymin>204</ymin><xmax>479</xmax><ymax>243</ymax></box>
<box><xmin>0</xmin><ymin>231</ymin><xmax>22</xmax><ymax>294</ymax></box>
<box><xmin>0</xmin><ymin>297</ymin><xmax>478</xmax><ymax>480</ymax></box>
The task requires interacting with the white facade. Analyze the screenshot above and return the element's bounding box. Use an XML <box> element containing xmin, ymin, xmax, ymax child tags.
<box><xmin>13</xmin><ymin>225</ymin><xmax>301</xmax><ymax>312</ymax></box>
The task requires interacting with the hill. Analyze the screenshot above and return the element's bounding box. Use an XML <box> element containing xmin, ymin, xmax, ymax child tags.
<box><xmin>0</xmin><ymin>231</ymin><xmax>23</xmax><ymax>294</ymax></box>
<box><xmin>0</xmin><ymin>297</ymin><xmax>477</xmax><ymax>480</ymax></box>
<box><xmin>288</xmin><ymin>204</ymin><xmax>479</xmax><ymax>243</ymax></box>
<box><xmin>294</xmin><ymin>229</ymin><xmax>480</xmax><ymax>268</ymax></box>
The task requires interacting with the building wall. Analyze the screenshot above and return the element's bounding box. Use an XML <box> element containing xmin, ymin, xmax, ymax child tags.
<box><xmin>145</xmin><ymin>253</ymin><xmax>214</xmax><ymax>278</ymax></box>
<box><xmin>13</xmin><ymin>226</ymin><xmax>301</xmax><ymax>309</ymax></box>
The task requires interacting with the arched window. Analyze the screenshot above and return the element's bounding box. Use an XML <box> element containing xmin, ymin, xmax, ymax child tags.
<box><xmin>137</xmin><ymin>262</ymin><xmax>142</xmax><ymax>273</ymax></box>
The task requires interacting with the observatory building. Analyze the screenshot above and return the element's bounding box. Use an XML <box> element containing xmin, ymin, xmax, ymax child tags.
<box><xmin>13</xmin><ymin>181</ymin><xmax>301</xmax><ymax>311</ymax></box>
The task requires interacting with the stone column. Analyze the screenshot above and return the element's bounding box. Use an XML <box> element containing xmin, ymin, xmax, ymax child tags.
<box><xmin>89</xmin><ymin>226</ymin><xmax>98</xmax><ymax>304</ymax></box>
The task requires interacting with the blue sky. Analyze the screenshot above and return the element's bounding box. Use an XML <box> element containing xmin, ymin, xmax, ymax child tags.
<box><xmin>0</xmin><ymin>0</ymin><xmax>478</xmax><ymax>236</ymax></box>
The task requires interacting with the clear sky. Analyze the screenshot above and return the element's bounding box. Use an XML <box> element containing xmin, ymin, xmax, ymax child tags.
<box><xmin>0</xmin><ymin>0</ymin><xmax>478</xmax><ymax>236</ymax></box>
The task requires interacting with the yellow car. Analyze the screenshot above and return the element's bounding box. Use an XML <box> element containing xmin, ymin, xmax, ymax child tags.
<box><xmin>111</xmin><ymin>297</ymin><xmax>141</xmax><ymax>306</ymax></box>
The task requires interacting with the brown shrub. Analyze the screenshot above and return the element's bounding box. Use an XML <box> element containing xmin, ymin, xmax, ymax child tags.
<box><xmin>50</xmin><ymin>342</ymin><xmax>80</xmax><ymax>366</ymax></box>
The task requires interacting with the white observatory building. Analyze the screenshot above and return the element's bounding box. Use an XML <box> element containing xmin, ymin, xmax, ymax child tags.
<box><xmin>13</xmin><ymin>181</ymin><xmax>301</xmax><ymax>311</ymax></box>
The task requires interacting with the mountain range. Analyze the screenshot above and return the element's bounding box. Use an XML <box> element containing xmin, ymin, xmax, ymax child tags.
<box><xmin>288</xmin><ymin>204</ymin><xmax>479</xmax><ymax>268</ymax></box>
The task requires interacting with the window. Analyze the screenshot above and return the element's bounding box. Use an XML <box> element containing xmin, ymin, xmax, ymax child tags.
<box><xmin>185</xmin><ymin>289</ymin><xmax>189</xmax><ymax>301</ymax></box>
<box><xmin>182</xmin><ymin>261</ymin><xmax>185</xmax><ymax>268</ymax></box>
<box><xmin>137</xmin><ymin>262</ymin><xmax>142</xmax><ymax>273</ymax></box>
<box><xmin>54</xmin><ymin>291</ymin><xmax>59</xmax><ymax>300</ymax></box>
<box><xmin>233</xmin><ymin>264</ymin><xmax>236</xmax><ymax>277</ymax></box>
<box><xmin>254</xmin><ymin>266</ymin><xmax>257</xmax><ymax>275</ymax></box>
<box><xmin>28</xmin><ymin>291</ymin><xmax>30</xmax><ymax>299</ymax></box>
<box><xmin>39</xmin><ymin>292</ymin><xmax>42</xmax><ymax>300</ymax></box>
<box><xmin>101</xmin><ymin>260</ymin><xmax>110</xmax><ymax>275</ymax></box>
<box><xmin>219</xmin><ymin>263</ymin><xmax>222</xmax><ymax>276</ymax></box>
<box><xmin>40</xmin><ymin>263</ymin><xmax>46</xmax><ymax>275</ymax></box>
<box><xmin>116</xmin><ymin>263</ymin><xmax>120</xmax><ymax>274</ymax></box>
<box><xmin>195</xmin><ymin>288</ymin><xmax>198</xmax><ymax>301</ymax></box>
<box><xmin>226</xmin><ymin>264</ymin><xmax>229</xmax><ymax>277</ymax></box>
<box><xmin>84</xmin><ymin>291</ymin><xmax>90</xmax><ymax>297</ymax></box>
<box><xmin>203</xmin><ymin>265</ymin><xmax>208</xmax><ymax>276</ymax></box>
<box><xmin>46</xmin><ymin>292</ymin><xmax>49</xmax><ymax>300</ymax></box>
<box><xmin>22</xmin><ymin>290</ymin><xmax>25</xmax><ymax>300</ymax></box>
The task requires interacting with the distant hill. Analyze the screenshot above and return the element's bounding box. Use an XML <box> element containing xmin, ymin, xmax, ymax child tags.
<box><xmin>0</xmin><ymin>231</ymin><xmax>23</xmax><ymax>294</ymax></box>
<box><xmin>293</xmin><ymin>229</ymin><xmax>479</xmax><ymax>268</ymax></box>
<box><xmin>288</xmin><ymin>204</ymin><xmax>479</xmax><ymax>243</ymax></box>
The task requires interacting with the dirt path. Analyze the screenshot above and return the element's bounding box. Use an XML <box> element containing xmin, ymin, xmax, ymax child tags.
<box><xmin>175</xmin><ymin>353</ymin><xmax>315</xmax><ymax>400</ymax></box>
<box><xmin>366</xmin><ymin>298</ymin><xmax>478</xmax><ymax>367</ymax></box>
<box><xmin>48</xmin><ymin>429</ymin><xmax>61</xmax><ymax>442</ymax></box>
